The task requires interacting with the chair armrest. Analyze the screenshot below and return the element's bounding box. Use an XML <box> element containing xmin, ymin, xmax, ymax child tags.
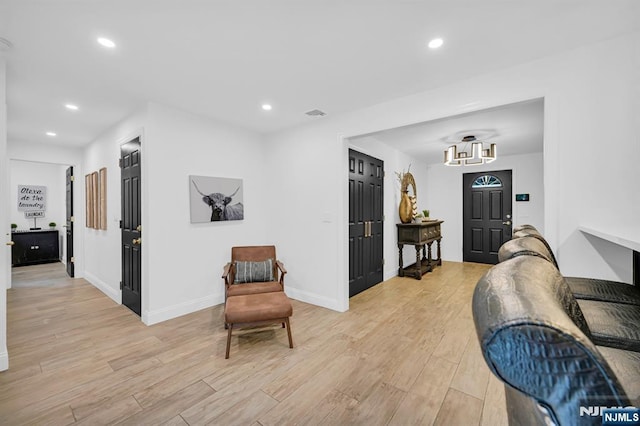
<box><xmin>222</xmin><ymin>262</ymin><xmax>233</xmax><ymax>286</ymax></box>
<box><xmin>276</xmin><ymin>260</ymin><xmax>287</xmax><ymax>275</ymax></box>
<box><xmin>276</xmin><ymin>260</ymin><xmax>287</xmax><ymax>286</ymax></box>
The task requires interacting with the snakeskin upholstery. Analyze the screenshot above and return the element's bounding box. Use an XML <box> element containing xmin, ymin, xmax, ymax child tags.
<box><xmin>473</xmin><ymin>256</ymin><xmax>636</xmax><ymax>426</ymax></box>
<box><xmin>501</xmin><ymin>234</ymin><xmax>640</xmax><ymax>306</ymax></box>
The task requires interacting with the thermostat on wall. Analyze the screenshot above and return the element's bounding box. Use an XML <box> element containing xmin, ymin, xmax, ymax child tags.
<box><xmin>515</xmin><ymin>193</ymin><xmax>530</xmax><ymax>202</ymax></box>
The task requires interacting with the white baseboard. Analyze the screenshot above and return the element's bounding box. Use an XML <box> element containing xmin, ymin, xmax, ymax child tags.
<box><xmin>384</xmin><ymin>268</ymin><xmax>398</xmax><ymax>281</ymax></box>
<box><xmin>143</xmin><ymin>293</ymin><xmax>225</xmax><ymax>326</ymax></box>
<box><xmin>83</xmin><ymin>271</ymin><xmax>121</xmax><ymax>304</ymax></box>
<box><xmin>284</xmin><ymin>287</ymin><xmax>345</xmax><ymax>312</ymax></box>
<box><xmin>0</xmin><ymin>349</ymin><xmax>8</xmax><ymax>371</ymax></box>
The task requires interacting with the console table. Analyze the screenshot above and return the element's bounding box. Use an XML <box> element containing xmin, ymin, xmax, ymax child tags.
<box><xmin>11</xmin><ymin>230</ymin><xmax>60</xmax><ymax>266</ymax></box>
<box><xmin>397</xmin><ymin>221</ymin><xmax>443</xmax><ymax>279</ymax></box>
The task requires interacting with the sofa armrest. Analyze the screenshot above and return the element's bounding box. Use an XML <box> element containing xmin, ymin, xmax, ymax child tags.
<box><xmin>472</xmin><ymin>256</ymin><xmax>632</xmax><ymax>424</ymax></box>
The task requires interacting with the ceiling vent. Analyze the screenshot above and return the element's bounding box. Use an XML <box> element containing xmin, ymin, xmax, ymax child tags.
<box><xmin>305</xmin><ymin>109</ymin><xmax>327</xmax><ymax>117</ymax></box>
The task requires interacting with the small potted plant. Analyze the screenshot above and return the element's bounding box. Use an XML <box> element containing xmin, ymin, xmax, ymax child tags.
<box><xmin>11</xmin><ymin>223</ymin><xmax>17</xmax><ymax>232</ymax></box>
<box><xmin>49</xmin><ymin>222</ymin><xmax>56</xmax><ymax>229</ymax></box>
<box><xmin>422</xmin><ymin>210</ymin><xmax>430</xmax><ymax>221</ymax></box>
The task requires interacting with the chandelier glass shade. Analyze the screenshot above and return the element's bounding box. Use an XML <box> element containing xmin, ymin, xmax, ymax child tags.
<box><xmin>444</xmin><ymin>135</ymin><xmax>497</xmax><ymax>166</ymax></box>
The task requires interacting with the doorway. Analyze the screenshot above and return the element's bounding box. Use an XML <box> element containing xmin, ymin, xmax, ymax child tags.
<box><xmin>348</xmin><ymin>149</ymin><xmax>384</xmax><ymax>297</ymax></box>
<box><xmin>462</xmin><ymin>169</ymin><xmax>513</xmax><ymax>264</ymax></box>
<box><xmin>9</xmin><ymin>160</ymin><xmax>77</xmax><ymax>286</ymax></box>
<box><xmin>120</xmin><ymin>137</ymin><xmax>142</xmax><ymax>316</ymax></box>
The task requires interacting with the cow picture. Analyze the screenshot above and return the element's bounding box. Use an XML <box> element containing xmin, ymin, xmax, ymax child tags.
<box><xmin>189</xmin><ymin>175</ymin><xmax>244</xmax><ymax>223</ymax></box>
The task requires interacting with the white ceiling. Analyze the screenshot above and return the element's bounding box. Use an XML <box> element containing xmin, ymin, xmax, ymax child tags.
<box><xmin>1</xmin><ymin>1</ymin><xmax>639</xmax><ymax>148</ymax></box>
<box><xmin>351</xmin><ymin>98</ymin><xmax>544</xmax><ymax>165</ymax></box>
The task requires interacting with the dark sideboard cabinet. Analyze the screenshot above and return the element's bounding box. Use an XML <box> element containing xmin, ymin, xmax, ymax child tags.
<box><xmin>11</xmin><ymin>230</ymin><xmax>60</xmax><ymax>266</ymax></box>
<box><xmin>397</xmin><ymin>221</ymin><xmax>443</xmax><ymax>279</ymax></box>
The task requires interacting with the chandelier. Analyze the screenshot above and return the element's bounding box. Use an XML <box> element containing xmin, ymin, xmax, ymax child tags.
<box><xmin>444</xmin><ymin>135</ymin><xmax>497</xmax><ymax>166</ymax></box>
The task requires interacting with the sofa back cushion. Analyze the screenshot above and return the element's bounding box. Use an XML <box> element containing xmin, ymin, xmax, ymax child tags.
<box><xmin>498</xmin><ymin>236</ymin><xmax>555</xmax><ymax>266</ymax></box>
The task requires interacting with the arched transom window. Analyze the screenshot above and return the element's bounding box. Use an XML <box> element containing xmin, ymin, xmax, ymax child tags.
<box><xmin>471</xmin><ymin>174</ymin><xmax>503</xmax><ymax>188</ymax></box>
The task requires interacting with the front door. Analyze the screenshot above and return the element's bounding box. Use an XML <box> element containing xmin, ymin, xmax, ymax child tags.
<box><xmin>121</xmin><ymin>138</ymin><xmax>142</xmax><ymax>316</ymax></box>
<box><xmin>463</xmin><ymin>170</ymin><xmax>512</xmax><ymax>264</ymax></box>
<box><xmin>65</xmin><ymin>166</ymin><xmax>74</xmax><ymax>277</ymax></box>
<box><xmin>348</xmin><ymin>149</ymin><xmax>384</xmax><ymax>297</ymax></box>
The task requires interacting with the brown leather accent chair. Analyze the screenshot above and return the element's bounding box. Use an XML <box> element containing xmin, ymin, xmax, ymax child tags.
<box><xmin>222</xmin><ymin>245</ymin><xmax>287</xmax><ymax>299</ymax></box>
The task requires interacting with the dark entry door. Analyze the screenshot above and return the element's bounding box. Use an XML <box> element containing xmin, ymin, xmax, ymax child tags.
<box><xmin>463</xmin><ymin>170</ymin><xmax>512</xmax><ymax>264</ymax></box>
<box><xmin>349</xmin><ymin>149</ymin><xmax>384</xmax><ymax>297</ymax></box>
<box><xmin>121</xmin><ymin>138</ymin><xmax>142</xmax><ymax>316</ymax></box>
<box><xmin>65</xmin><ymin>166</ymin><xmax>74</xmax><ymax>277</ymax></box>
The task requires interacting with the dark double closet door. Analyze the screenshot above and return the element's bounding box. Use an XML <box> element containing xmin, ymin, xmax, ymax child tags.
<box><xmin>348</xmin><ymin>149</ymin><xmax>384</xmax><ymax>297</ymax></box>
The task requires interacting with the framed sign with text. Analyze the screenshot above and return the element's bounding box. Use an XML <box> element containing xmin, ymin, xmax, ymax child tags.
<box><xmin>17</xmin><ymin>185</ymin><xmax>47</xmax><ymax>212</ymax></box>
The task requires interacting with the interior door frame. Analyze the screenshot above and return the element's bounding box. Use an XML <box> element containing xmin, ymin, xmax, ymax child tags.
<box><xmin>6</xmin><ymin>158</ymin><xmax>82</xmax><ymax>287</ymax></box>
<box><xmin>66</xmin><ymin>166</ymin><xmax>74</xmax><ymax>277</ymax></box>
<box><xmin>120</xmin><ymin>136</ymin><xmax>142</xmax><ymax>317</ymax></box>
<box><xmin>462</xmin><ymin>169</ymin><xmax>513</xmax><ymax>264</ymax></box>
<box><xmin>348</xmin><ymin>148</ymin><xmax>384</xmax><ymax>297</ymax></box>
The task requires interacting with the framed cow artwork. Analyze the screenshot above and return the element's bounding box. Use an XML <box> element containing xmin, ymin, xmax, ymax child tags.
<box><xmin>189</xmin><ymin>175</ymin><xmax>244</xmax><ymax>223</ymax></box>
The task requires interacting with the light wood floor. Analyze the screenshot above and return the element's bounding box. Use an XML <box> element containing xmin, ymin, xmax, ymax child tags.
<box><xmin>1</xmin><ymin>261</ymin><xmax>508</xmax><ymax>425</ymax></box>
<box><xmin>11</xmin><ymin>261</ymin><xmax>73</xmax><ymax>288</ymax></box>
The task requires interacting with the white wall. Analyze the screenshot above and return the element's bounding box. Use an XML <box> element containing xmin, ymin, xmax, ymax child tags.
<box><xmin>10</xmin><ymin>161</ymin><xmax>67</xmax><ymax>235</ymax></box>
<box><xmin>82</xmin><ymin>107</ymin><xmax>147</xmax><ymax>304</ymax></box>
<box><xmin>266</xmin><ymin>30</ymin><xmax>640</xmax><ymax>311</ymax></box>
<box><xmin>81</xmin><ymin>102</ymin><xmax>270</xmax><ymax>325</ymax></box>
<box><xmin>424</xmin><ymin>152</ymin><xmax>544</xmax><ymax>262</ymax></box>
<box><xmin>142</xmin><ymin>103</ymin><xmax>270</xmax><ymax>324</ymax></box>
<box><xmin>0</xmin><ymin>54</ymin><xmax>9</xmax><ymax>370</ymax></box>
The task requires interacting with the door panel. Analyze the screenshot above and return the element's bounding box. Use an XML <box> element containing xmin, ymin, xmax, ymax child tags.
<box><xmin>472</xmin><ymin>193</ymin><xmax>482</xmax><ymax>219</ymax></box>
<box><xmin>490</xmin><ymin>191</ymin><xmax>503</xmax><ymax>219</ymax></box>
<box><xmin>471</xmin><ymin>228</ymin><xmax>483</xmax><ymax>252</ymax></box>
<box><xmin>463</xmin><ymin>170</ymin><xmax>512</xmax><ymax>264</ymax></box>
<box><xmin>121</xmin><ymin>138</ymin><xmax>142</xmax><ymax>316</ymax></box>
<box><xmin>490</xmin><ymin>228</ymin><xmax>504</xmax><ymax>253</ymax></box>
<box><xmin>65</xmin><ymin>166</ymin><xmax>74</xmax><ymax>277</ymax></box>
<box><xmin>348</xmin><ymin>149</ymin><xmax>384</xmax><ymax>297</ymax></box>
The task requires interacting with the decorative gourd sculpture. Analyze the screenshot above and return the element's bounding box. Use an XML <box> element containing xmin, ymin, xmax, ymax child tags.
<box><xmin>398</xmin><ymin>172</ymin><xmax>417</xmax><ymax>224</ymax></box>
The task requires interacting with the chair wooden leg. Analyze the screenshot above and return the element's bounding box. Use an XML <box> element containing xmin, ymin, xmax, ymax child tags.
<box><xmin>225</xmin><ymin>323</ymin><xmax>233</xmax><ymax>359</ymax></box>
<box><xmin>285</xmin><ymin>317</ymin><xmax>293</xmax><ymax>348</ymax></box>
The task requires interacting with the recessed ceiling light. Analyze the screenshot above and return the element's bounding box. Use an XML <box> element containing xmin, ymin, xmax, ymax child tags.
<box><xmin>65</xmin><ymin>104</ymin><xmax>79</xmax><ymax>111</ymax></box>
<box><xmin>46</xmin><ymin>131</ymin><xmax>57</xmax><ymax>137</ymax></box>
<box><xmin>262</xmin><ymin>104</ymin><xmax>273</xmax><ymax>111</ymax></box>
<box><xmin>428</xmin><ymin>38</ymin><xmax>444</xmax><ymax>49</ymax></box>
<box><xmin>97</xmin><ymin>37</ymin><xmax>116</xmax><ymax>48</ymax></box>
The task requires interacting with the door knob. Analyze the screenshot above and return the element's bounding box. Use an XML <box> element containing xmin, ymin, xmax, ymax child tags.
<box><xmin>5</xmin><ymin>241</ymin><xmax>14</xmax><ymax>246</ymax></box>
<box><xmin>132</xmin><ymin>238</ymin><xmax>141</xmax><ymax>245</ymax></box>
<box><xmin>502</xmin><ymin>220</ymin><xmax>512</xmax><ymax>226</ymax></box>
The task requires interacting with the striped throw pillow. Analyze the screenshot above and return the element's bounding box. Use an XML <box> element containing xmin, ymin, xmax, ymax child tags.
<box><xmin>234</xmin><ymin>259</ymin><xmax>274</xmax><ymax>283</ymax></box>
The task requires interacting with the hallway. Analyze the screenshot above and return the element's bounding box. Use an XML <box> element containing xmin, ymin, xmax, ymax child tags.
<box><xmin>1</xmin><ymin>261</ymin><xmax>507</xmax><ymax>425</ymax></box>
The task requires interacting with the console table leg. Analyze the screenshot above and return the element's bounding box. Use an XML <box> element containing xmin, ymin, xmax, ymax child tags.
<box><xmin>415</xmin><ymin>246</ymin><xmax>422</xmax><ymax>280</ymax></box>
<box><xmin>398</xmin><ymin>244</ymin><xmax>404</xmax><ymax>276</ymax></box>
<box><xmin>422</xmin><ymin>244</ymin><xmax>427</xmax><ymax>262</ymax></box>
<box><xmin>436</xmin><ymin>238</ymin><xmax>442</xmax><ymax>266</ymax></box>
